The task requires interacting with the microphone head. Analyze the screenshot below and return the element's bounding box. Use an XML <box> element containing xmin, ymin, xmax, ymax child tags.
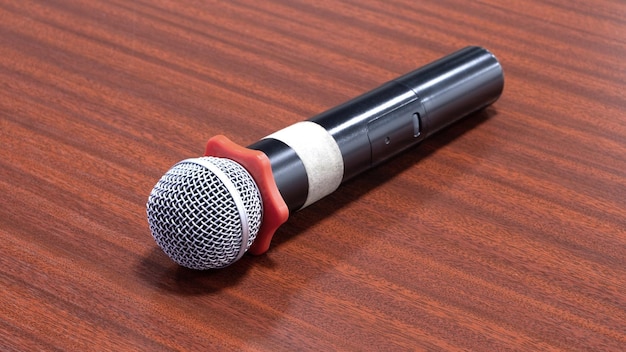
<box><xmin>146</xmin><ymin>157</ymin><xmax>263</xmax><ymax>269</ymax></box>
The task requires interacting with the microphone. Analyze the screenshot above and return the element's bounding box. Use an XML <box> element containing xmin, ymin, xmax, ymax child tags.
<box><xmin>147</xmin><ymin>46</ymin><xmax>504</xmax><ymax>269</ymax></box>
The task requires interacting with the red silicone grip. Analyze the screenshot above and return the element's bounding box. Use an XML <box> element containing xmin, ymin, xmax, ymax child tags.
<box><xmin>204</xmin><ymin>135</ymin><xmax>289</xmax><ymax>255</ymax></box>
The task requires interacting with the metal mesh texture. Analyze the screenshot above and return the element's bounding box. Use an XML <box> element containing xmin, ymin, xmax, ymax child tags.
<box><xmin>146</xmin><ymin>157</ymin><xmax>262</xmax><ymax>269</ymax></box>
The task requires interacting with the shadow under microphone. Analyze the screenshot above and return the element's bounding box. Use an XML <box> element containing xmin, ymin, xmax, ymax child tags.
<box><xmin>146</xmin><ymin>46</ymin><xmax>505</xmax><ymax>270</ymax></box>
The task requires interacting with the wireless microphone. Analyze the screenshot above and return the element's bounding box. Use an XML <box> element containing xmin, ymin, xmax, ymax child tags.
<box><xmin>147</xmin><ymin>46</ymin><xmax>504</xmax><ymax>269</ymax></box>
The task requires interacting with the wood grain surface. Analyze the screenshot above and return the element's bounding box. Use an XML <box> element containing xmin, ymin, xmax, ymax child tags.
<box><xmin>1</xmin><ymin>0</ymin><xmax>625</xmax><ymax>350</ymax></box>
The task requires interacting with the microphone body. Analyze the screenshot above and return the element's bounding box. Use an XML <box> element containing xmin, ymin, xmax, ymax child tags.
<box><xmin>147</xmin><ymin>46</ymin><xmax>504</xmax><ymax>269</ymax></box>
<box><xmin>250</xmin><ymin>46</ymin><xmax>503</xmax><ymax>213</ymax></box>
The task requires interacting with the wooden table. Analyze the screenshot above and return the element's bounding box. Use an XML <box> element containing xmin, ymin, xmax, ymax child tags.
<box><xmin>1</xmin><ymin>0</ymin><xmax>624</xmax><ymax>350</ymax></box>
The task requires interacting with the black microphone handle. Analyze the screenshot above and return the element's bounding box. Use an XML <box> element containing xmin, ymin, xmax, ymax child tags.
<box><xmin>249</xmin><ymin>46</ymin><xmax>504</xmax><ymax>213</ymax></box>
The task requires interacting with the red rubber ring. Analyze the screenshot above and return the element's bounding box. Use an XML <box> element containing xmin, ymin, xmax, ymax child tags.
<box><xmin>204</xmin><ymin>135</ymin><xmax>289</xmax><ymax>255</ymax></box>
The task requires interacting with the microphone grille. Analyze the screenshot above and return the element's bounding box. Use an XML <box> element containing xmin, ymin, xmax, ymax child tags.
<box><xmin>147</xmin><ymin>157</ymin><xmax>263</xmax><ymax>269</ymax></box>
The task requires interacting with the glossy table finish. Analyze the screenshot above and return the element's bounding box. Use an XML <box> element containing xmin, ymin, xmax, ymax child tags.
<box><xmin>1</xmin><ymin>0</ymin><xmax>625</xmax><ymax>350</ymax></box>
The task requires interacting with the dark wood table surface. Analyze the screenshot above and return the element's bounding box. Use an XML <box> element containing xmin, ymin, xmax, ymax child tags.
<box><xmin>1</xmin><ymin>0</ymin><xmax>624</xmax><ymax>350</ymax></box>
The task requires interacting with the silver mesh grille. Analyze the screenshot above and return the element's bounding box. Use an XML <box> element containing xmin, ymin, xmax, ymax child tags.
<box><xmin>146</xmin><ymin>157</ymin><xmax>262</xmax><ymax>269</ymax></box>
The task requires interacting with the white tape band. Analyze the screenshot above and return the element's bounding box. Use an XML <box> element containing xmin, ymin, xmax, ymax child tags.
<box><xmin>265</xmin><ymin>121</ymin><xmax>344</xmax><ymax>209</ymax></box>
